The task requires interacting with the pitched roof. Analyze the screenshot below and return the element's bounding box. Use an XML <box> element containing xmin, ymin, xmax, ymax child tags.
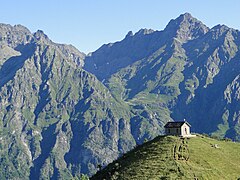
<box><xmin>164</xmin><ymin>121</ymin><xmax>191</xmax><ymax>128</ymax></box>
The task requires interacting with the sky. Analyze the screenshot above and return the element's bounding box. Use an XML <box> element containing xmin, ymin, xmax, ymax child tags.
<box><xmin>1</xmin><ymin>0</ymin><xmax>240</xmax><ymax>53</ymax></box>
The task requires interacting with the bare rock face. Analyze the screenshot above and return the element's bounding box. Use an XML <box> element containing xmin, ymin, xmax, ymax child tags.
<box><xmin>164</xmin><ymin>12</ymin><xmax>209</xmax><ymax>42</ymax></box>
<box><xmin>84</xmin><ymin>13</ymin><xmax>209</xmax><ymax>81</ymax></box>
<box><xmin>0</xmin><ymin>24</ymin><xmax>33</xmax><ymax>48</ymax></box>
<box><xmin>0</xmin><ymin>24</ymin><xmax>134</xmax><ymax>179</ymax></box>
<box><xmin>84</xmin><ymin>12</ymin><xmax>240</xmax><ymax>142</ymax></box>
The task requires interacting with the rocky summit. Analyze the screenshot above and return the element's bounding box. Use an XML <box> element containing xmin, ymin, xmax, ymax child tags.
<box><xmin>0</xmin><ymin>12</ymin><xmax>240</xmax><ymax>179</ymax></box>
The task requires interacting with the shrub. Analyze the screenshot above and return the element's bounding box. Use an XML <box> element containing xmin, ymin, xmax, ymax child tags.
<box><xmin>223</xmin><ymin>137</ymin><xmax>232</xmax><ymax>142</ymax></box>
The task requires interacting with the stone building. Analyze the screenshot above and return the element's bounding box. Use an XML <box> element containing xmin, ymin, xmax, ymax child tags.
<box><xmin>164</xmin><ymin>121</ymin><xmax>192</xmax><ymax>137</ymax></box>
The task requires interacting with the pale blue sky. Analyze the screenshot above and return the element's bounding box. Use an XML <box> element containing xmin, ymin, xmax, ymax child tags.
<box><xmin>1</xmin><ymin>0</ymin><xmax>240</xmax><ymax>53</ymax></box>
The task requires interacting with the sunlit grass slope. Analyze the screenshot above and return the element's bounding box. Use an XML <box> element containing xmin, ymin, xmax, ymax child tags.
<box><xmin>91</xmin><ymin>135</ymin><xmax>240</xmax><ymax>179</ymax></box>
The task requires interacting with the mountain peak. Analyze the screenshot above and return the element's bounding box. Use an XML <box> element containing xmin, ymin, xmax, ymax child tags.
<box><xmin>0</xmin><ymin>23</ymin><xmax>33</xmax><ymax>48</ymax></box>
<box><xmin>33</xmin><ymin>30</ymin><xmax>51</xmax><ymax>43</ymax></box>
<box><xmin>174</xmin><ymin>12</ymin><xmax>198</xmax><ymax>25</ymax></box>
<box><xmin>180</xmin><ymin>12</ymin><xmax>194</xmax><ymax>20</ymax></box>
<box><xmin>13</xmin><ymin>24</ymin><xmax>31</xmax><ymax>34</ymax></box>
<box><xmin>164</xmin><ymin>12</ymin><xmax>209</xmax><ymax>42</ymax></box>
<box><xmin>212</xmin><ymin>24</ymin><xmax>230</xmax><ymax>32</ymax></box>
<box><xmin>135</xmin><ymin>28</ymin><xmax>155</xmax><ymax>36</ymax></box>
<box><xmin>125</xmin><ymin>31</ymin><xmax>134</xmax><ymax>38</ymax></box>
<box><xmin>125</xmin><ymin>29</ymin><xmax>155</xmax><ymax>39</ymax></box>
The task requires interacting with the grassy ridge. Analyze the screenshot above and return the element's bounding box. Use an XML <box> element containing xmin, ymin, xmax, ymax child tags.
<box><xmin>91</xmin><ymin>135</ymin><xmax>240</xmax><ymax>179</ymax></box>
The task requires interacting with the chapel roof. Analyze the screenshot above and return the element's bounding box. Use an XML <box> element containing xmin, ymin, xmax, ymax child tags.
<box><xmin>164</xmin><ymin>121</ymin><xmax>191</xmax><ymax>128</ymax></box>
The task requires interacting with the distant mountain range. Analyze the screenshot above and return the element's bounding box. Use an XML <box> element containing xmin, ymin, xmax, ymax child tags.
<box><xmin>0</xmin><ymin>12</ymin><xmax>239</xmax><ymax>179</ymax></box>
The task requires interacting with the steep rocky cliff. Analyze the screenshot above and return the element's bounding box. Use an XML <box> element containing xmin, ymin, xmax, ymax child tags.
<box><xmin>0</xmin><ymin>24</ymin><xmax>135</xmax><ymax>179</ymax></box>
<box><xmin>85</xmin><ymin>13</ymin><xmax>240</xmax><ymax>141</ymax></box>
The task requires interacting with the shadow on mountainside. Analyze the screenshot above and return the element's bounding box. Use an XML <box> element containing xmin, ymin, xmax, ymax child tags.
<box><xmin>0</xmin><ymin>43</ymin><xmax>36</xmax><ymax>90</ymax></box>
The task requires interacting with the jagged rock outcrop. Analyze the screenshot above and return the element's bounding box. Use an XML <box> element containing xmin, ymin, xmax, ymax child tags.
<box><xmin>84</xmin><ymin>13</ymin><xmax>240</xmax><ymax>141</ymax></box>
<box><xmin>0</xmin><ymin>24</ymin><xmax>135</xmax><ymax>179</ymax></box>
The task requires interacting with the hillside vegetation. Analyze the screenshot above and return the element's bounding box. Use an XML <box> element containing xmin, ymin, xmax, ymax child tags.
<box><xmin>92</xmin><ymin>135</ymin><xmax>240</xmax><ymax>179</ymax></box>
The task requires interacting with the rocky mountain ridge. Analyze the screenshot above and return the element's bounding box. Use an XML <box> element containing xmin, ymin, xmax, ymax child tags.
<box><xmin>85</xmin><ymin>12</ymin><xmax>240</xmax><ymax>140</ymax></box>
<box><xmin>0</xmin><ymin>24</ymin><xmax>136</xmax><ymax>179</ymax></box>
